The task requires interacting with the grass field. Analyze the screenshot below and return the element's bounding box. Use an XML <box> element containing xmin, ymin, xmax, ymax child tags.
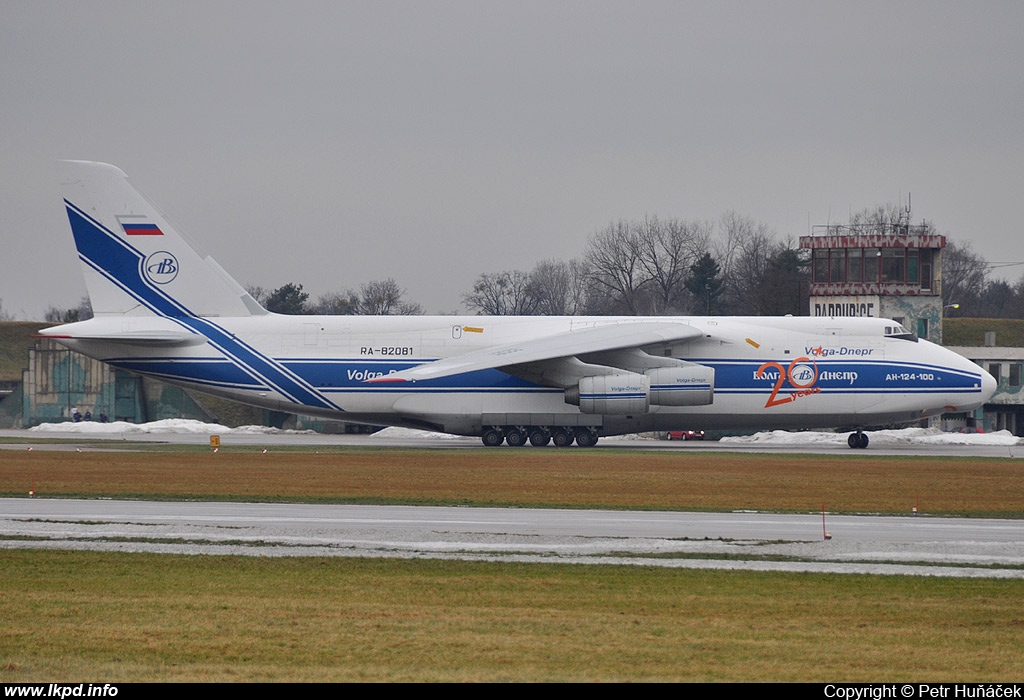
<box><xmin>2</xmin><ymin>444</ymin><xmax>1024</xmax><ymax>681</ymax></box>
<box><xmin>3</xmin><ymin>550</ymin><xmax>1024</xmax><ymax>682</ymax></box>
<box><xmin>2</xmin><ymin>446</ymin><xmax>1024</xmax><ymax>516</ymax></box>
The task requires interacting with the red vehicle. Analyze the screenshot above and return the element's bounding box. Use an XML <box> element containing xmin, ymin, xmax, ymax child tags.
<box><xmin>666</xmin><ymin>429</ymin><xmax>705</xmax><ymax>441</ymax></box>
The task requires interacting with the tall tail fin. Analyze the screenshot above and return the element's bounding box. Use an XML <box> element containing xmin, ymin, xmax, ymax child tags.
<box><xmin>58</xmin><ymin>160</ymin><xmax>265</xmax><ymax>318</ymax></box>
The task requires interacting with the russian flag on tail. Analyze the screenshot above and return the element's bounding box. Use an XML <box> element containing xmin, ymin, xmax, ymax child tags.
<box><xmin>121</xmin><ymin>222</ymin><xmax>164</xmax><ymax>236</ymax></box>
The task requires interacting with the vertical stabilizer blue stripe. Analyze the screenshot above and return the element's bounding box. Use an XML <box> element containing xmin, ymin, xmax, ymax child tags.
<box><xmin>65</xmin><ymin>201</ymin><xmax>341</xmax><ymax>411</ymax></box>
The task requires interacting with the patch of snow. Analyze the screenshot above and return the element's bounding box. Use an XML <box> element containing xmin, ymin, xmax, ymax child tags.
<box><xmin>721</xmin><ymin>427</ymin><xmax>1022</xmax><ymax>447</ymax></box>
<box><xmin>28</xmin><ymin>418</ymin><xmax>310</xmax><ymax>435</ymax></box>
<box><xmin>370</xmin><ymin>427</ymin><xmax>467</xmax><ymax>440</ymax></box>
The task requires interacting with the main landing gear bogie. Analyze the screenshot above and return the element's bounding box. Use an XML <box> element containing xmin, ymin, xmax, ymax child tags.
<box><xmin>481</xmin><ymin>425</ymin><xmax>599</xmax><ymax>448</ymax></box>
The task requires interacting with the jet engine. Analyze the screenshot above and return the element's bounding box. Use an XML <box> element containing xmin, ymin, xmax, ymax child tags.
<box><xmin>646</xmin><ymin>365</ymin><xmax>714</xmax><ymax>406</ymax></box>
<box><xmin>565</xmin><ymin>364</ymin><xmax>715</xmax><ymax>415</ymax></box>
<box><xmin>565</xmin><ymin>373</ymin><xmax>650</xmax><ymax>414</ymax></box>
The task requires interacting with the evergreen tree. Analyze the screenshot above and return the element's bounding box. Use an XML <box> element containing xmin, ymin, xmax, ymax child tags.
<box><xmin>265</xmin><ymin>283</ymin><xmax>309</xmax><ymax>314</ymax></box>
<box><xmin>685</xmin><ymin>252</ymin><xmax>724</xmax><ymax>315</ymax></box>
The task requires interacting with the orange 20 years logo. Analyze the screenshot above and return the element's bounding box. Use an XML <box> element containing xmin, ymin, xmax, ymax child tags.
<box><xmin>756</xmin><ymin>356</ymin><xmax>821</xmax><ymax>408</ymax></box>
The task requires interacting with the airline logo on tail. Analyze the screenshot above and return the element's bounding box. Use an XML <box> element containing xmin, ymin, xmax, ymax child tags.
<box><xmin>144</xmin><ymin>251</ymin><xmax>179</xmax><ymax>284</ymax></box>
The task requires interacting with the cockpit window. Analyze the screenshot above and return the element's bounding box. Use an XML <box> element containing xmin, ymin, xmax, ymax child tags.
<box><xmin>883</xmin><ymin>324</ymin><xmax>918</xmax><ymax>341</ymax></box>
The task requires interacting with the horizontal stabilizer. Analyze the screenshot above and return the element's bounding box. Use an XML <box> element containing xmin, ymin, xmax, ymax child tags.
<box><xmin>38</xmin><ymin>319</ymin><xmax>207</xmax><ymax>347</ymax></box>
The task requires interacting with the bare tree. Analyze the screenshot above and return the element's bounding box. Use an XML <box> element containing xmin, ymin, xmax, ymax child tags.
<box><xmin>1009</xmin><ymin>274</ymin><xmax>1024</xmax><ymax>319</ymax></box>
<box><xmin>718</xmin><ymin>213</ymin><xmax>781</xmax><ymax>314</ymax></box>
<box><xmin>849</xmin><ymin>203</ymin><xmax>907</xmax><ymax>234</ymax></box>
<box><xmin>977</xmin><ymin>279</ymin><xmax>1018</xmax><ymax>319</ymax></box>
<box><xmin>0</xmin><ymin>298</ymin><xmax>13</xmax><ymax>322</ymax></box>
<box><xmin>357</xmin><ymin>278</ymin><xmax>422</xmax><ymax>315</ymax></box>
<box><xmin>563</xmin><ymin>258</ymin><xmax>593</xmax><ymax>315</ymax></box>
<box><xmin>43</xmin><ymin>296</ymin><xmax>93</xmax><ymax>323</ymax></box>
<box><xmin>526</xmin><ymin>259</ymin><xmax>590</xmax><ymax>315</ymax></box>
<box><xmin>585</xmin><ymin>220</ymin><xmax>649</xmax><ymax>315</ymax></box>
<box><xmin>584</xmin><ymin>217</ymin><xmax>709</xmax><ymax>315</ymax></box>
<box><xmin>245</xmin><ymin>285</ymin><xmax>270</xmax><ymax>308</ymax></box>
<box><xmin>463</xmin><ymin>270</ymin><xmax>540</xmax><ymax>315</ymax></box>
<box><xmin>714</xmin><ymin>211</ymin><xmax>766</xmax><ymax>286</ymax></box>
<box><xmin>635</xmin><ymin>216</ymin><xmax>712</xmax><ymax>314</ymax></box>
<box><xmin>941</xmin><ymin>240</ymin><xmax>988</xmax><ymax>315</ymax></box>
<box><xmin>310</xmin><ymin>290</ymin><xmax>359</xmax><ymax>315</ymax></box>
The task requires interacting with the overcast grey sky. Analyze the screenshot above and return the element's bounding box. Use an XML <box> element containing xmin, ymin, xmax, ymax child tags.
<box><xmin>3</xmin><ymin>1</ymin><xmax>1022</xmax><ymax>320</ymax></box>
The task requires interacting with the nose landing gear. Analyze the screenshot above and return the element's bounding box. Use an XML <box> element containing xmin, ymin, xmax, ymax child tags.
<box><xmin>847</xmin><ymin>431</ymin><xmax>869</xmax><ymax>449</ymax></box>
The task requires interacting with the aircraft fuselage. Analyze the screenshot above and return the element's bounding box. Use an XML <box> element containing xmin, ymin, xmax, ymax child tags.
<box><xmin>53</xmin><ymin>312</ymin><xmax>993</xmax><ymax>438</ymax></box>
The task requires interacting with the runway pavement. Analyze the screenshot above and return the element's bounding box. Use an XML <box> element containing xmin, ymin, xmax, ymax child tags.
<box><xmin>3</xmin><ymin>497</ymin><xmax>1023</xmax><ymax>578</ymax></box>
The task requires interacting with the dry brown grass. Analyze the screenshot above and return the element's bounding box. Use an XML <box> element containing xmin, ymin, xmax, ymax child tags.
<box><xmin>2</xmin><ymin>447</ymin><xmax>1023</xmax><ymax>516</ymax></box>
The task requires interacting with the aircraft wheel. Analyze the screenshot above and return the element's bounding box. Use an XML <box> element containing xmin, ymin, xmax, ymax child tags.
<box><xmin>847</xmin><ymin>432</ymin><xmax>869</xmax><ymax>449</ymax></box>
<box><xmin>574</xmin><ymin>428</ymin><xmax>598</xmax><ymax>448</ymax></box>
<box><xmin>505</xmin><ymin>428</ymin><xmax>527</xmax><ymax>447</ymax></box>
<box><xmin>552</xmin><ymin>429</ymin><xmax>574</xmax><ymax>447</ymax></box>
<box><xmin>482</xmin><ymin>428</ymin><xmax>504</xmax><ymax>447</ymax></box>
<box><xmin>528</xmin><ymin>428</ymin><xmax>551</xmax><ymax>447</ymax></box>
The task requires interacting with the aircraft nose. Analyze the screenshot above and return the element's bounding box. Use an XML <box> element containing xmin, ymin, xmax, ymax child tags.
<box><xmin>945</xmin><ymin>349</ymin><xmax>997</xmax><ymax>413</ymax></box>
<box><xmin>980</xmin><ymin>366</ymin><xmax>998</xmax><ymax>401</ymax></box>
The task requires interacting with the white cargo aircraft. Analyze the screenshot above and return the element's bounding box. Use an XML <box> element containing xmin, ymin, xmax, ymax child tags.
<box><xmin>42</xmin><ymin>161</ymin><xmax>996</xmax><ymax>448</ymax></box>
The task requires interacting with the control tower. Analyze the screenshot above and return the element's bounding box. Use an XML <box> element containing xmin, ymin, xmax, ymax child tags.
<box><xmin>799</xmin><ymin>206</ymin><xmax>947</xmax><ymax>343</ymax></box>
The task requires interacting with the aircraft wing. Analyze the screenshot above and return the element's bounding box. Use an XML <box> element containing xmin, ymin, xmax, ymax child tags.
<box><xmin>367</xmin><ymin>320</ymin><xmax>703</xmax><ymax>383</ymax></box>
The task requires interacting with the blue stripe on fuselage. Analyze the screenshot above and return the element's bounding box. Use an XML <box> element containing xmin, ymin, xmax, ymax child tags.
<box><xmin>106</xmin><ymin>358</ymin><xmax>267</xmax><ymax>391</ymax></box>
<box><xmin>96</xmin><ymin>353</ymin><xmax>983</xmax><ymax>403</ymax></box>
<box><xmin>279</xmin><ymin>360</ymin><xmax>535</xmax><ymax>390</ymax></box>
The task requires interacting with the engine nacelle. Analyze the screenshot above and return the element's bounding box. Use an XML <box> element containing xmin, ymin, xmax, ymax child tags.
<box><xmin>565</xmin><ymin>373</ymin><xmax>650</xmax><ymax>414</ymax></box>
<box><xmin>646</xmin><ymin>365</ymin><xmax>715</xmax><ymax>406</ymax></box>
